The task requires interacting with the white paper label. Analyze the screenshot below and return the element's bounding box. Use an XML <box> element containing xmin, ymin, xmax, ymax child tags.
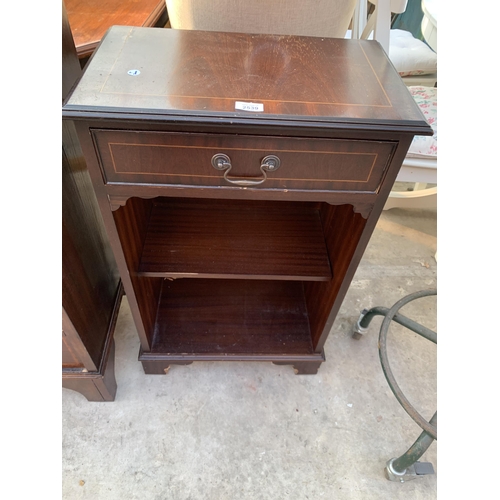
<box><xmin>235</xmin><ymin>101</ymin><xmax>264</xmax><ymax>112</ymax></box>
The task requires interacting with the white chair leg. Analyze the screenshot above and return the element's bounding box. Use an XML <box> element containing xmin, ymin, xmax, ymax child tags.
<box><xmin>383</xmin><ymin>186</ymin><xmax>437</xmax><ymax>210</ymax></box>
<box><xmin>372</xmin><ymin>0</ymin><xmax>391</xmax><ymax>54</ymax></box>
<box><xmin>352</xmin><ymin>0</ymin><xmax>368</xmax><ymax>39</ymax></box>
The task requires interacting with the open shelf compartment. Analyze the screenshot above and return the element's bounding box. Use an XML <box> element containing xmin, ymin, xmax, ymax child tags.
<box><xmin>149</xmin><ymin>278</ymin><xmax>315</xmax><ymax>357</ymax></box>
<box><xmin>137</xmin><ymin>198</ymin><xmax>332</xmax><ymax>281</ymax></box>
<box><xmin>113</xmin><ymin>196</ymin><xmax>368</xmax><ymax>364</ymax></box>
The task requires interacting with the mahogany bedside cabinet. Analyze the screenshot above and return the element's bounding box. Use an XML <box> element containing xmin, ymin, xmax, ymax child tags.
<box><xmin>62</xmin><ymin>3</ymin><xmax>122</xmax><ymax>401</ymax></box>
<box><xmin>62</xmin><ymin>26</ymin><xmax>432</xmax><ymax>375</ymax></box>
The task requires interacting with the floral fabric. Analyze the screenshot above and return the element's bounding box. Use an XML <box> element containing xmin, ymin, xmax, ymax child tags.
<box><xmin>407</xmin><ymin>86</ymin><xmax>437</xmax><ymax>158</ymax></box>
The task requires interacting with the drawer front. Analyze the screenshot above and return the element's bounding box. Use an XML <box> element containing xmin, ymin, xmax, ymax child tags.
<box><xmin>92</xmin><ymin>130</ymin><xmax>396</xmax><ymax>193</ymax></box>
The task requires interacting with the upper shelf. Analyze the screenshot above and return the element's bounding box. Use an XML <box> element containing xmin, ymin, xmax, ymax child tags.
<box><xmin>63</xmin><ymin>26</ymin><xmax>433</xmax><ymax>135</ymax></box>
<box><xmin>137</xmin><ymin>198</ymin><xmax>332</xmax><ymax>281</ymax></box>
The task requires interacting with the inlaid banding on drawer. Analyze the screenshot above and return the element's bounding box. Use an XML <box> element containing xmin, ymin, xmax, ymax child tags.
<box><xmin>92</xmin><ymin>130</ymin><xmax>396</xmax><ymax>192</ymax></box>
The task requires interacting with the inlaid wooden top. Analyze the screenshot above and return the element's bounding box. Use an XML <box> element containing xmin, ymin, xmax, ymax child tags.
<box><xmin>63</xmin><ymin>26</ymin><xmax>432</xmax><ymax>134</ymax></box>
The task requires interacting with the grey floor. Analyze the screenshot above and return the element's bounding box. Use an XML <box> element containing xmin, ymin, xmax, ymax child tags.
<box><xmin>62</xmin><ymin>207</ymin><xmax>437</xmax><ymax>500</ymax></box>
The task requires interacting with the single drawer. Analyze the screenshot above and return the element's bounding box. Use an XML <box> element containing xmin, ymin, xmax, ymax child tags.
<box><xmin>92</xmin><ymin>129</ymin><xmax>396</xmax><ymax>192</ymax></box>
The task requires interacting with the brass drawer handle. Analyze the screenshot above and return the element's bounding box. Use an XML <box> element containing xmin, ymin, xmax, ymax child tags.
<box><xmin>211</xmin><ymin>154</ymin><xmax>281</xmax><ymax>186</ymax></box>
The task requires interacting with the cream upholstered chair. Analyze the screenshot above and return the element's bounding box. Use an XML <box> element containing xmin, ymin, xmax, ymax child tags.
<box><xmin>383</xmin><ymin>85</ymin><xmax>437</xmax><ymax>210</ymax></box>
<box><xmin>354</xmin><ymin>0</ymin><xmax>437</xmax><ymax>87</ymax></box>
<box><xmin>352</xmin><ymin>0</ymin><xmax>437</xmax><ymax>209</ymax></box>
<box><xmin>165</xmin><ymin>0</ymin><xmax>358</xmax><ymax>38</ymax></box>
<box><xmin>363</xmin><ymin>0</ymin><xmax>437</xmax><ymax>209</ymax></box>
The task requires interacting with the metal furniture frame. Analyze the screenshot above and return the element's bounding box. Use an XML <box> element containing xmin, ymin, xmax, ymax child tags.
<box><xmin>353</xmin><ymin>289</ymin><xmax>437</xmax><ymax>482</ymax></box>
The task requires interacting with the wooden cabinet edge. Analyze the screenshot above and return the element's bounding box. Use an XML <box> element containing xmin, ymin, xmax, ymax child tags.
<box><xmin>62</xmin><ymin>283</ymin><xmax>123</xmax><ymax>402</ymax></box>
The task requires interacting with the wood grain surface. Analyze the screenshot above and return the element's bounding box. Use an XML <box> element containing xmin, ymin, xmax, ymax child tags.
<box><xmin>151</xmin><ymin>279</ymin><xmax>314</xmax><ymax>356</ymax></box>
<box><xmin>65</xmin><ymin>0</ymin><xmax>166</xmax><ymax>58</ymax></box>
<box><xmin>64</xmin><ymin>26</ymin><xmax>433</xmax><ymax>135</ymax></box>
<box><xmin>62</xmin><ymin>1</ymin><xmax>121</xmax><ymax>399</ymax></box>
<box><xmin>304</xmin><ymin>203</ymin><xmax>367</xmax><ymax>348</ymax></box>
<box><xmin>64</xmin><ymin>27</ymin><xmax>431</xmax><ymax>373</ymax></box>
<box><xmin>138</xmin><ymin>198</ymin><xmax>332</xmax><ymax>281</ymax></box>
<box><xmin>112</xmin><ymin>197</ymin><xmax>162</xmax><ymax>348</ymax></box>
<box><xmin>93</xmin><ymin>129</ymin><xmax>395</xmax><ymax>192</ymax></box>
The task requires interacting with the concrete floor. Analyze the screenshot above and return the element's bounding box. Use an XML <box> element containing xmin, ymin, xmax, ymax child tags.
<box><xmin>62</xmin><ymin>207</ymin><xmax>437</xmax><ymax>500</ymax></box>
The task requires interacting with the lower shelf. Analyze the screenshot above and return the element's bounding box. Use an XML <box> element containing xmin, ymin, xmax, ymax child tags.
<box><xmin>145</xmin><ymin>278</ymin><xmax>320</xmax><ymax>359</ymax></box>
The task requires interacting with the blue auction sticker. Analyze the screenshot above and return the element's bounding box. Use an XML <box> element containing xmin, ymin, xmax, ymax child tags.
<box><xmin>127</xmin><ymin>69</ymin><xmax>141</xmax><ymax>76</ymax></box>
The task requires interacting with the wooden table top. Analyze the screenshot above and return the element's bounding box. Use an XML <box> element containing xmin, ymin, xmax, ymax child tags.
<box><xmin>65</xmin><ymin>0</ymin><xmax>167</xmax><ymax>58</ymax></box>
<box><xmin>64</xmin><ymin>26</ymin><xmax>432</xmax><ymax>136</ymax></box>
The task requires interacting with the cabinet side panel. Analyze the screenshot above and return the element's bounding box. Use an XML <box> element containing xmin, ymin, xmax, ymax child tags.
<box><xmin>305</xmin><ymin>136</ymin><xmax>415</xmax><ymax>351</ymax></box>
<box><xmin>62</xmin><ymin>0</ymin><xmax>120</xmax><ymax>372</ymax></box>
<box><xmin>113</xmin><ymin>198</ymin><xmax>162</xmax><ymax>346</ymax></box>
<box><xmin>62</xmin><ymin>135</ymin><xmax>120</xmax><ymax>368</ymax></box>
<box><xmin>62</xmin><ymin>331</ymin><xmax>85</xmax><ymax>368</ymax></box>
<box><xmin>304</xmin><ymin>204</ymin><xmax>366</xmax><ymax>349</ymax></box>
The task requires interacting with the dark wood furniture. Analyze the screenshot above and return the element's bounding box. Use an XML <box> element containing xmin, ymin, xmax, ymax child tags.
<box><xmin>62</xmin><ymin>2</ymin><xmax>122</xmax><ymax>401</ymax></box>
<box><xmin>62</xmin><ymin>26</ymin><xmax>432</xmax><ymax>375</ymax></box>
<box><xmin>65</xmin><ymin>0</ymin><xmax>168</xmax><ymax>60</ymax></box>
